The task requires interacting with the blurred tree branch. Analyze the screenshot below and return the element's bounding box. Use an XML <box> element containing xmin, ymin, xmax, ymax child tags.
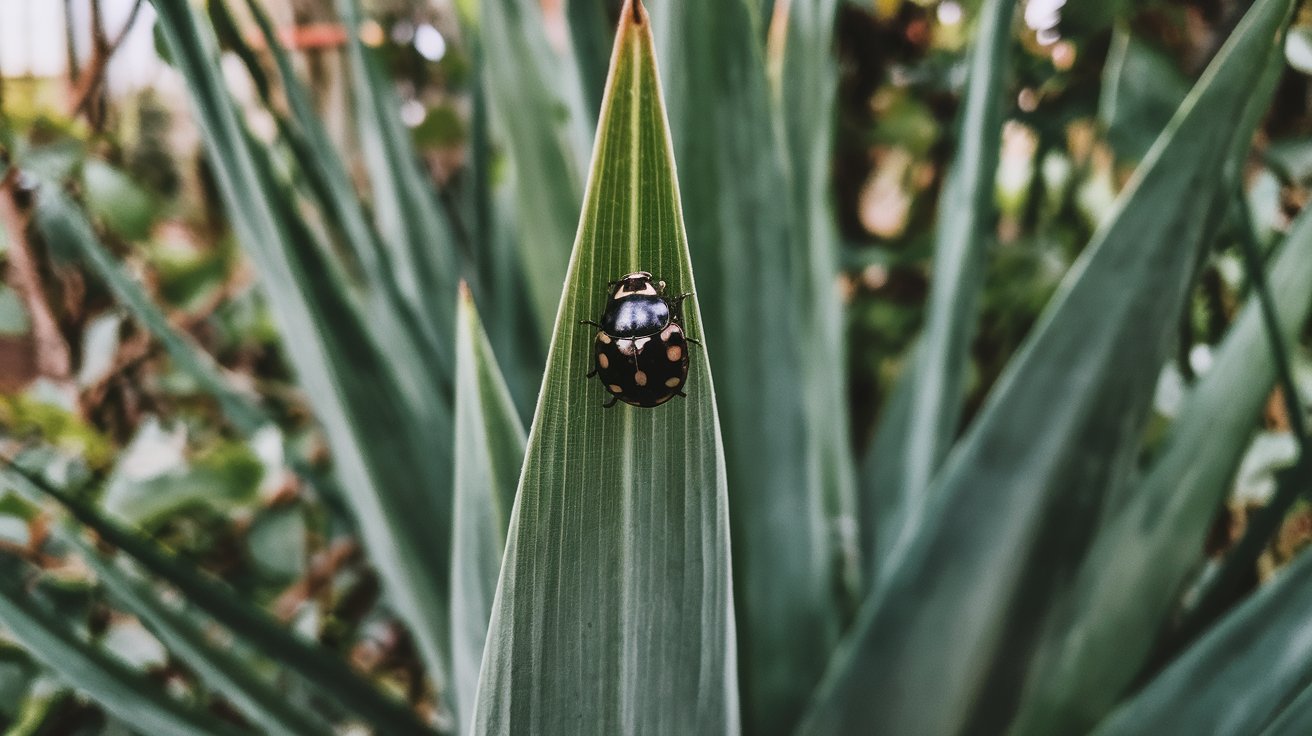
<box><xmin>68</xmin><ymin>0</ymin><xmax>146</xmax><ymax>125</ymax></box>
<box><xmin>0</xmin><ymin>175</ymin><xmax>72</xmax><ymax>386</ymax></box>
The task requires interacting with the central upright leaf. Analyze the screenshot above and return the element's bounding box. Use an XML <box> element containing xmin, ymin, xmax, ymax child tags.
<box><xmin>472</xmin><ymin>1</ymin><xmax>739</xmax><ymax>733</ymax></box>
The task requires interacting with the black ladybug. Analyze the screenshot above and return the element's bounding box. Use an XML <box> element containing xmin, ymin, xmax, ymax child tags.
<box><xmin>581</xmin><ymin>272</ymin><xmax>698</xmax><ymax>408</ymax></box>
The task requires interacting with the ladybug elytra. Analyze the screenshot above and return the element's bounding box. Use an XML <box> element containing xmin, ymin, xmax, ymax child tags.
<box><xmin>581</xmin><ymin>271</ymin><xmax>697</xmax><ymax>408</ymax></box>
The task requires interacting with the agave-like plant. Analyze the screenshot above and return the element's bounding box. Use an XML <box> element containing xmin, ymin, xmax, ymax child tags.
<box><xmin>1</xmin><ymin>0</ymin><xmax>1311</xmax><ymax>733</ymax></box>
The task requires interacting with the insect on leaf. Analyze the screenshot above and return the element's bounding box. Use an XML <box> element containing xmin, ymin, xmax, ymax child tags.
<box><xmin>472</xmin><ymin>2</ymin><xmax>739</xmax><ymax>732</ymax></box>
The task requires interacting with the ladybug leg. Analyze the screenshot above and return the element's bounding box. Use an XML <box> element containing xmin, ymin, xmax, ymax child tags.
<box><xmin>586</xmin><ymin>367</ymin><xmax>598</xmax><ymax>378</ymax></box>
<box><xmin>579</xmin><ymin>319</ymin><xmax>602</xmax><ymax>329</ymax></box>
<box><xmin>603</xmin><ymin>395</ymin><xmax>619</xmax><ymax>408</ymax></box>
<box><xmin>686</xmin><ymin>336</ymin><xmax>703</xmax><ymax>347</ymax></box>
<box><xmin>677</xmin><ymin>391</ymin><xmax>688</xmax><ymax>398</ymax></box>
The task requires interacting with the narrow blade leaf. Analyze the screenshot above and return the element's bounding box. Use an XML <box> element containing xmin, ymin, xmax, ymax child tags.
<box><xmin>1093</xmin><ymin>549</ymin><xmax>1312</xmax><ymax>736</ymax></box>
<box><xmin>450</xmin><ymin>285</ymin><xmax>525</xmax><ymax>723</ymax></box>
<box><xmin>480</xmin><ymin>0</ymin><xmax>593</xmax><ymax>329</ymax></box>
<box><xmin>859</xmin><ymin>0</ymin><xmax>1016</xmax><ymax>580</ymax></box>
<box><xmin>473</xmin><ymin>3</ymin><xmax>738</xmax><ymax>732</ymax></box>
<box><xmin>150</xmin><ymin>0</ymin><xmax>456</xmax><ymax>708</ymax></box>
<box><xmin>800</xmin><ymin>1</ymin><xmax>1293</xmax><ymax>732</ymax></box>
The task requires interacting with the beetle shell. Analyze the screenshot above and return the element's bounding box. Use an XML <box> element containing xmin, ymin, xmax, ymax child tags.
<box><xmin>586</xmin><ymin>271</ymin><xmax>692</xmax><ymax>408</ymax></box>
<box><xmin>593</xmin><ymin>322</ymin><xmax>690</xmax><ymax>407</ymax></box>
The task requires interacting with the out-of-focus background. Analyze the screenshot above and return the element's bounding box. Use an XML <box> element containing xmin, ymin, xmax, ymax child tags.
<box><xmin>3</xmin><ymin>0</ymin><xmax>1312</xmax><ymax>732</ymax></box>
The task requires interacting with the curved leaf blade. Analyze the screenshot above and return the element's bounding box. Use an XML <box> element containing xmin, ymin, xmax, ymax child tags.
<box><xmin>473</xmin><ymin>3</ymin><xmax>738</xmax><ymax>732</ymax></box>
<box><xmin>450</xmin><ymin>285</ymin><xmax>525</xmax><ymax>723</ymax></box>
<box><xmin>859</xmin><ymin>0</ymin><xmax>1016</xmax><ymax>580</ymax></box>
<box><xmin>1093</xmin><ymin>549</ymin><xmax>1312</xmax><ymax>736</ymax></box>
<box><xmin>800</xmin><ymin>1</ymin><xmax>1293</xmax><ymax>732</ymax></box>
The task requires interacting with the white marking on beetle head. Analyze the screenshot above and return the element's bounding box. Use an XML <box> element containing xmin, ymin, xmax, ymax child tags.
<box><xmin>633</xmin><ymin>337</ymin><xmax>652</xmax><ymax>353</ymax></box>
<box><xmin>660</xmin><ymin>324</ymin><xmax>679</xmax><ymax>341</ymax></box>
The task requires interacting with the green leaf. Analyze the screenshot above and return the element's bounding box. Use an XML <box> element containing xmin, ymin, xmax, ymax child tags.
<box><xmin>1099</xmin><ymin>29</ymin><xmax>1192</xmax><ymax>161</ymax></box>
<box><xmin>858</xmin><ymin>0</ymin><xmax>1016</xmax><ymax>583</ymax></box>
<box><xmin>149</xmin><ymin>0</ymin><xmax>456</xmax><ymax>713</ymax></box>
<box><xmin>775</xmin><ymin>0</ymin><xmax>860</xmax><ymax>604</ymax></box>
<box><xmin>32</xmin><ymin>187</ymin><xmax>268</xmax><ymax>436</ymax></box>
<box><xmin>1009</xmin><ymin>74</ymin><xmax>1310</xmax><ymax>736</ymax></box>
<box><xmin>1092</xmin><ymin>549</ymin><xmax>1312</xmax><ymax>735</ymax></box>
<box><xmin>652</xmin><ymin>0</ymin><xmax>838</xmax><ymax>728</ymax></box>
<box><xmin>0</xmin><ymin>564</ymin><xmax>240</xmax><ymax>736</ymax></box>
<box><xmin>566</xmin><ymin>0</ymin><xmax>619</xmax><ymax>117</ymax></box>
<box><xmin>480</xmin><ymin>0</ymin><xmax>593</xmax><ymax>330</ymax></box>
<box><xmin>79</xmin><ymin>159</ymin><xmax>158</xmax><ymax>241</ymax></box>
<box><xmin>74</xmin><ymin>536</ymin><xmax>334</xmax><ymax>735</ymax></box>
<box><xmin>336</xmin><ymin>0</ymin><xmax>460</xmax><ymax>377</ymax></box>
<box><xmin>800</xmin><ymin>1</ymin><xmax>1294</xmax><ymax>733</ymax></box>
<box><xmin>0</xmin><ymin>460</ymin><xmax>436</xmax><ymax>736</ymax></box>
<box><xmin>100</xmin><ymin>432</ymin><xmax>262</xmax><ymax>527</ymax></box>
<box><xmin>450</xmin><ymin>285</ymin><xmax>525</xmax><ymax>724</ymax></box>
<box><xmin>473</xmin><ymin>3</ymin><xmax>738</xmax><ymax>732</ymax></box>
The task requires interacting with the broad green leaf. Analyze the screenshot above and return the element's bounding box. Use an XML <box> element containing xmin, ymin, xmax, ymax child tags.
<box><xmin>651</xmin><ymin>0</ymin><xmax>837</xmax><ymax>729</ymax></box>
<box><xmin>473</xmin><ymin>3</ymin><xmax>738</xmax><ymax>732</ymax></box>
<box><xmin>450</xmin><ymin>285</ymin><xmax>525</xmax><ymax>724</ymax></box>
<box><xmin>80</xmin><ymin>159</ymin><xmax>158</xmax><ymax>241</ymax></box>
<box><xmin>775</xmin><ymin>0</ymin><xmax>859</xmax><ymax>603</ymax></box>
<box><xmin>150</xmin><ymin>0</ymin><xmax>455</xmax><ymax>712</ymax></box>
<box><xmin>566</xmin><ymin>0</ymin><xmax>619</xmax><ymax>117</ymax></box>
<box><xmin>860</xmin><ymin>0</ymin><xmax>1015</xmax><ymax>582</ymax></box>
<box><xmin>0</xmin><ymin>562</ymin><xmax>239</xmax><ymax>736</ymax></box>
<box><xmin>1092</xmin><ymin>548</ymin><xmax>1312</xmax><ymax>735</ymax></box>
<box><xmin>480</xmin><ymin>0</ymin><xmax>593</xmax><ymax>330</ymax></box>
<box><xmin>0</xmin><ymin>460</ymin><xmax>436</xmax><ymax>736</ymax></box>
<box><xmin>74</xmin><ymin>536</ymin><xmax>333</xmax><ymax>735</ymax></box>
<box><xmin>1010</xmin><ymin>66</ymin><xmax>1308</xmax><ymax>736</ymax></box>
<box><xmin>32</xmin><ymin>188</ymin><xmax>267</xmax><ymax>435</ymax></box>
<box><xmin>800</xmin><ymin>1</ymin><xmax>1293</xmax><ymax>733</ymax></box>
<box><xmin>100</xmin><ymin>436</ymin><xmax>262</xmax><ymax>527</ymax></box>
<box><xmin>336</xmin><ymin>0</ymin><xmax>460</xmax><ymax>378</ymax></box>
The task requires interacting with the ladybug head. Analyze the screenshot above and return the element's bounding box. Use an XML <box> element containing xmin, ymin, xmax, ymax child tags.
<box><xmin>610</xmin><ymin>271</ymin><xmax>662</xmax><ymax>298</ymax></box>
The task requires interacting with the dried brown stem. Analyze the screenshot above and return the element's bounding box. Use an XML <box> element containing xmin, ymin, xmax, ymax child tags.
<box><xmin>0</xmin><ymin>176</ymin><xmax>72</xmax><ymax>382</ymax></box>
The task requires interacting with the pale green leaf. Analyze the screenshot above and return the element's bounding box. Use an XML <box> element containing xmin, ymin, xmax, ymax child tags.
<box><xmin>450</xmin><ymin>285</ymin><xmax>525</xmax><ymax>724</ymax></box>
<box><xmin>473</xmin><ymin>3</ymin><xmax>738</xmax><ymax>732</ymax></box>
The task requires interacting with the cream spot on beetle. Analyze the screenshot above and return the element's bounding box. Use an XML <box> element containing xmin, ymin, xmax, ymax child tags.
<box><xmin>661</xmin><ymin>324</ymin><xmax>679</xmax><ymax>341</ymax></box>
<box><xmin>598</xmin><ymin>353</ymin><xmax>609</xmax><ymax>369</ymax></box>
<box><xmin>665</xmin><ymin>377</ymin><xmax>681</xmax><ymax>388</ymax></box>
<box><xmin>666</xmin><ymin>345</ymin><xmax>683</xmax><ymax>362</ymax></box>
<box><xmin>635</xmin><ymin>371</ymin><xmax>648</xmax><ymax>386</ymax></box>
<box><xmin>598</xmin><ymin>333</ymin><xmax>612</xmax><ymax>344</ymax></box>
<box><xmin>608</xmin><ymin>384</ymin><xmax>623</xmax><ymax>393</ymax></box>
<box><xmin>633</xmin><ymin>337</ymin><xmax>651</xmax><ymax>353</ymax></box>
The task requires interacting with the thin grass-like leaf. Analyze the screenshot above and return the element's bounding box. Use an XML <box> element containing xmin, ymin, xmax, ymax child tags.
<box><xmin>150</xmin><ymin>0</ymin><xmax>456</xmax><ymax>711</ymax></box>
<box><xmin>1092</xmin><ymin>549</ymin><xmax>1312</xmax><ymax>736</ymax></box>
<box><xmin>72</xmin><ymin>536</ymin><xmax>333</xmax><ymax>736</ymax></box>
<box><xmin>800</xmin><ymin>1</ymin><xmax>1292</xmax><ymax>732</ymax></box>
<box><xmin>335</xmin><ymin>0</ymin><xmax>459</xmax><ymax>374</ymax></box>
<box><xmin>651</xmin><ymin>0</ymin><xmax>838</xmax><ymax>728</ymax></box>
<box><xmin>480</xmin><ymin>0</ymin><xmax>593</xmax><ymax>330</ymax></box>
<box><xmin>450</xmin><ymin>284</ymin><xmax>525</xmax><ymax>723</ymax></box>
<box><xmin>0</xmin><ymin>461</ymin><xmax>436</xmax><ymax>736</ymax></box>
<box><xmin>859</xmin><ymin>0</ymin><xmax>1016</xmax><ymax>580</ymax></box>
<box><xmin>0</xmin><ymin>560</ymin><xmax>239</xmax><ymax>736</ymax></box>
<box><xmin>774</xmin><ymin>0</ymin><xmax>860</xmax><ymax>605</ymax></box>
<box><xmin>473</xmin><ymin>2</ymin><xmax>738</xmax><ymax>731</ymax></box>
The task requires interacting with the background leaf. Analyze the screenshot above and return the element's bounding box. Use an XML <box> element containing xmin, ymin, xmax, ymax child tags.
<box><xmin>450</xmin><ymin>285</ymin><xmax>525</xmax><ymax>723</ymax></box>
<box><xmin>800</xmin><ymin>0</ymin><xmax>1293</xmax><ymax>732</ymax></box>
<box><xmin>473</xmin><ymin>3</ymin><xmax>738</xmax><ymax>732</ymax></box>
<box><xmin>859</xmin><ymin>0</ymin><xmax>1016</xmax><ymax>582</ymax></box>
